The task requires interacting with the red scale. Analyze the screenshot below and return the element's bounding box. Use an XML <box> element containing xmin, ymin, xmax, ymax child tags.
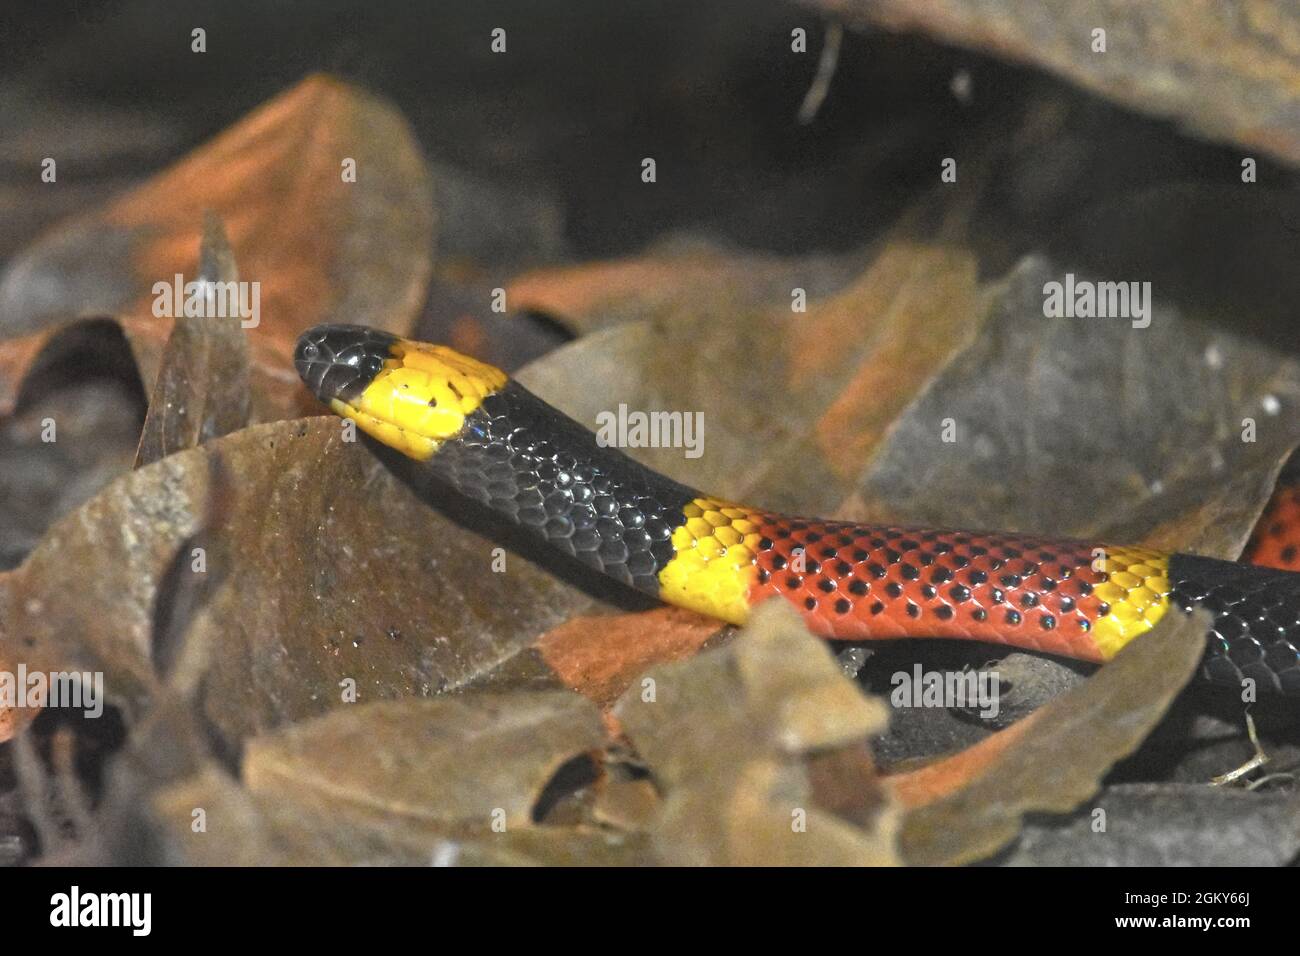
<box><xmin>745</xmin><ymin>517</ymin><xmax>1113</xmax><ymax>661</ymax></box>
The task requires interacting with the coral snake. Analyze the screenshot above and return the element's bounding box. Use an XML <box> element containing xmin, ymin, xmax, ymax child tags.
<box><xmin>294</xmin><ymin>324</ymin><xmax>1300</xmax><ymax>697</ymax></box>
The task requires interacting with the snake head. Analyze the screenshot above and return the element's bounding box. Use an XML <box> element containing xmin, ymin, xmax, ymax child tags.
<box><xmin>294</xmin><ymin>324</ymin><xmax>397</xmax><ymax>404</ymax></box>
<box><xmin>294</xmin><ymin>323</ymin><xmax>507</xmax><ymax>460</ymax></box>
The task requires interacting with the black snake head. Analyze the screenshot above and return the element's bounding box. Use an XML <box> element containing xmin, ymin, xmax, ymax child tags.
<box><xmin>294</xmin><ymin>323</ymin><xmax>398</xmax><ymax>406</ymax></box>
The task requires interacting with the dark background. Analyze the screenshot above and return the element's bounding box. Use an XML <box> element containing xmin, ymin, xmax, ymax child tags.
<box><xmin>1</xmin><ymin>0</ymin><xmax>1280</xmax><ymax>265</ymax></box>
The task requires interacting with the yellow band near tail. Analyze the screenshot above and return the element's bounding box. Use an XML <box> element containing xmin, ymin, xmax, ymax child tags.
<box><xmin>331</xmin><ymin>339</ymin><xmax>508</xmax><ymax>460</ymax></box>
<box><xmin>1089</xmin><ymin>546</ymin><xmax>1171</xmax><ymax>659</ymax></box>
<box><xmin>653</xmin><ymin>505</ymin><xmax>1172</xmax><ymax>659</ymax></box>
<box><xmin>657</xmin><ymin>497</ymin><xmax>762</xmax><ymax>624</ymax></box>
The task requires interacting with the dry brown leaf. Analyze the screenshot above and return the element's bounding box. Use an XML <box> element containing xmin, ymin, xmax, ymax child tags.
<box><xmin>614</xmin><ymin>600</ymin><xmax>897</xmax><ymax>865</ymax></box>
<box><xmin>243</xmin><ymin>691</ymin><xmax>606</xmax><ymax>831</ymax></box>
<box><xmin>154</xmin><ymin>765</ymin><xmax>413</xmax><ymax>866</ymax></box>
<box><xmin>814</xmin><ymin>0</ymin><xmax>1300</xmax><ymax>167</ymax></box>
<box><xmin>0</xmin><ymin>331</ymin><xmax>54</xmax><ymax>419</ymax></box>
<box><xmin>147</xmin><ymin>690</ymin><xmax>642</xmax><ymax>866</ymax></box>
<box><xmin>591</xmin><ymin>774</ymin><xmax>662</xmax><ymax>833</ymax></box>
<box><xmin>534</xmin><ymin>607</ymin><xmax>726</xmax><ymax>709</ymax></box>
<box><xmin>153</xmin><ymin>764</ymin><xmax>648</xmax><ymax>865</ymax></box>
<box><xmin>5</xmin><ymin>418</ymin><xmax>606</xmax><ymax>743</ymax></box>
<box><xmin>853</xmin><ymin>257</ymin><xmax>1300</xmax><ymax>555</ymax></box>
<box><xmin>891</xmin><ymin>608</ymin><xmax>1208</xmax><ymax>865</ymax></box>
<box><xmin>0</xmin><ymin>74</ymin><xmax>434</xmax><ymax>422</ymax></box>
<box><xmin>134</xmin><ymin>214</ymin><xmax>251</xmax><ymax>467</ymax></box>
<box><xmin>887</xmin><ymin>717</ymin><xmax>1037</xmax><ymax>809</ymax></box>
<box><xmin>517</xmin><ymin>240</ymin><xmax>982</xmax><ymax>517</ymax></box>
<box><xmin>508</xmin><ymin>236</ymin><xmax>864</xmax><ymax>336</ymax></box>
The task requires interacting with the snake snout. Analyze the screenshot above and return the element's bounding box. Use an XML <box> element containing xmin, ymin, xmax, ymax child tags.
<box><xmin>294</xmin><ymin>323</ymin><xmax>397</xmax><ymax>404</ymax></box>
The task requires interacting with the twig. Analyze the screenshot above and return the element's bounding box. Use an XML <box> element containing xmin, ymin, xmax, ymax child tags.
<box><xmin>797</xmin><ymin>22</ymin><xmax>843</xmax><ymax>125</ymax></box>
<box><xmin>1211</xmin><ymin>709</ymin><xmax>1269</xmax><ymax>786</ymax></box>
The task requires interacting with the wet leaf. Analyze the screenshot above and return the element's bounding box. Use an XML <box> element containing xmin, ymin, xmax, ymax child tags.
<box><xmin>614</xmin><ymin>601</ymin><xmax>897</xmax><ymax>865</ymax></box>
<box><xmin>817</xmin><ymin>0</ymin><xmax>1300</xmax><ymax>167</ymax></box>
<box><xmin>891</xmin><ymin>609</ymin><xmax>1208</xmax><ymax>865</ymax></box>
<box><xmin>0</xmin><ymin>74</ymin><xmax>435</xmax><ymax>421</ymax></box>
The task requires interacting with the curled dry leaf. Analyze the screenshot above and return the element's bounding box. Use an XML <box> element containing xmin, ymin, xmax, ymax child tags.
<box><xmin>854</xmin><ymin>256</ymin><xmax>1300</xmax><ymax>555</ymax></box>
<box><xmin>134</xmin><ymin>214</ymin><xmax>251</xmax><ymax>467</ymax></box>
<box><xmin>152</xmin><ymin>764</ymin><xmax>647</xmax><ymax>866</ymax></box>
<box><xmin>0</xmin><ymin>73</ymin><xmax>435</xmax><ymax>421</ymax></box>
<box><xmin>890</xmin><ymin>609</ymin><xmax>1208</xmax><ymax>866</ymax></box>
<box><xmin>531</xmin><ymin>606</ymin><xmax>726</xmax><ymax>710</ymax></box>
<box><xmin>0</xmin><ymin>332</ymin><xmax>56</xmax><ymax>419</ymax></box>
<box><xmin>508</xmin><ymin>234</ymin><xmax>1300</xmax><ymax>774</ymax></box>
<box><xmin>508</xmin><ymin>236</ymin><xmax>865</xmax><ymax>337</ymax></box>
<box><xmin>155</xmin><ymin>765</ymin><xmax>424</xmax><ymax>866</ymax></box>
<box><xmin>242</xmin><ymin>691</ymin><xmax>606</xmax><ymax>831</ymax></box>
<box><xmin>0</xmin><ymin>322</ymin><xmax>146</xmax><ymax>572</ymax></box>
<box><xmin>146</xmin><ymin>690</ymin><xmax>637</xmax><ymax>866</ymax></box>
<box><xmin>614</xmin><ymin>600</ymin><xmax>897</xmax><ymax>865</ymax></box>
<box><xmin>518</xmin><ymin>240</ymin><xmax>982</xmax><ymax>517</ymax></box>
<box><xmin>516</xmin><ymin>242</ymin><xmax>1300</xmax><ymax>565</ymax></box>
<box><xmin>811</xmin><ymin>0</ymin><xmax>1300</xmax><ymax>167</ymax></box>
<box><xmin>525</xmin><ymin>242</ymin><xmax>1291</xmax><ymax>543</ymax></box>
<box><xmin>5</xmin><ymin>418</ymin><xmax>606</xmax><ymax>743</ymax></box>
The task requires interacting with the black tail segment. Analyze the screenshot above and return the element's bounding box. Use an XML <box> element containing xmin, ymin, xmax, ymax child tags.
<box><xmin>1170</xmin><ymin>553</ymin><xmax>1300</xmax><ymax>694</ymax></box>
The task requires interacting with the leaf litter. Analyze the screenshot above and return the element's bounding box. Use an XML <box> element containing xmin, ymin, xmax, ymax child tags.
<box><xmin>1</xmin><ymin>57</ymin><xmax>1299</xmax><ymax>865</ymax></box>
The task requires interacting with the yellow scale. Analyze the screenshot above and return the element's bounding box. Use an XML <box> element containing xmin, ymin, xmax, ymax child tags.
<box><xmin>1087</xmin><ymin>546</ymin><xmax>1172</xmax><ymax>659</ymax></box>
<box><xmin>657</xmin><ymin>497</ymin><xmax>763</xmax><ymax>625</ymax></box>
<box><xmin>329</xmin><ymin>340</ymin><xmax>507</xmax><ymax>460</ymax></box>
